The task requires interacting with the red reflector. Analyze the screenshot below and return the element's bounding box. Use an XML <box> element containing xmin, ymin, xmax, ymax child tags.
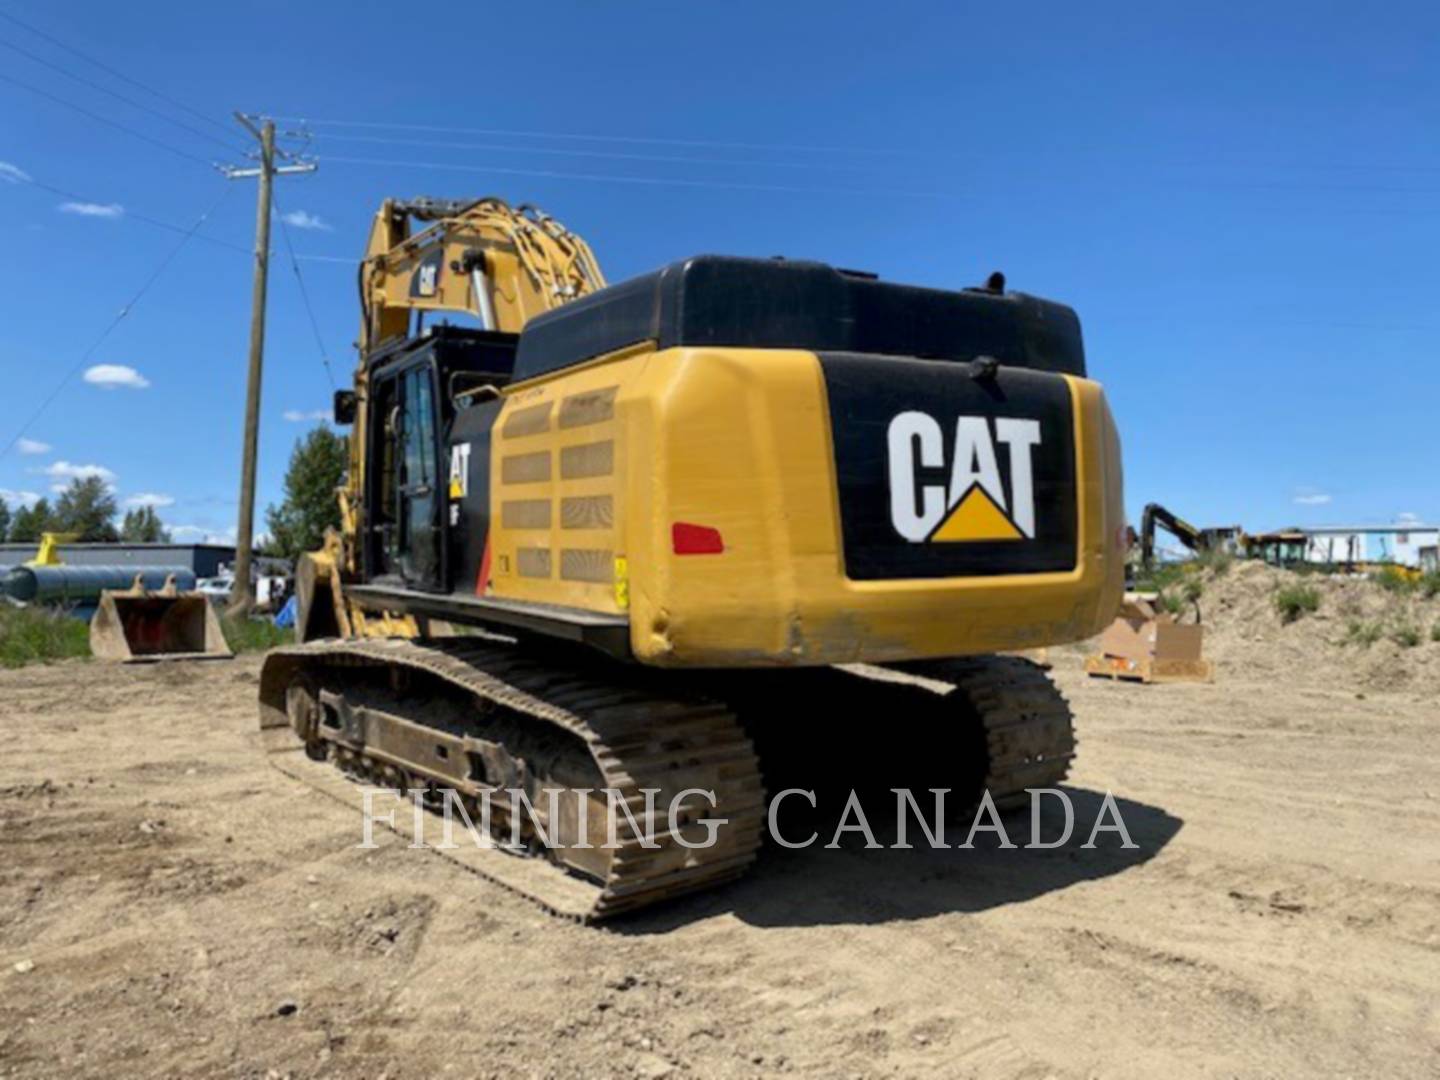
<box><xmin>672</xmin><ymin>522</ymin><xmax>725</xmax><ymax>555</ymax></box>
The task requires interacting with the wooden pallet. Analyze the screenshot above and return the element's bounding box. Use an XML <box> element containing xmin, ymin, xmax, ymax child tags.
<box><xmin>1083</xmin><ymin>654</ymin><xmax>1215</xmax><ymax>684</ymax></box>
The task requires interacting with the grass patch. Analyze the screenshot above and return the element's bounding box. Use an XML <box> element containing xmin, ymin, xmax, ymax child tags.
<box><xmin>1274</xmin><ymin>582</ymin><xmax>1321</xmax><ymax>624</ymax></box>
<box><xmin>1195</xmin><ymin>547</ymin><xmax>1233</xmax><ymax>575</ymax></box>
<box><xmin>1344</xmin><ymin>619</ymin><xmax>1383</xmax><ymax>647</ymax></box>
<box><xmin>1432</xmin><ymin>620</ymin><xmax>1440</xmax><ymax>643</ymax></box>
<box><xmin>221</xmin><ymin>615</ymin><xmax>294</xmax><ymax>653</ymax></box>
<box><xmin>1389</xmin><ymin>622</ymin><xmax>1422</xmax><ymax>649</ymax></box>
<box><xmin>1420</xmin><ymin>571</ymin><xmax>1440</xmax><ymax>599</ymax></box>
<box><xmin>0</xmin><ymin>604</ymin><xmax>293</xmax><ymax>667</ymax></box>
<box><xmin>1134</xmin><ymin>561</ymin><xmax>1190</xmax><ymax>594</ymax></box>
<box><xmin>0</xmin><ymin>603</ymin><xmax>91</xmax><ymax>668</ymax></box>
<box><xmin>1157</xmin><ymin>577</ymin><xmax>1205</xmax><ymax>620</ymax></box>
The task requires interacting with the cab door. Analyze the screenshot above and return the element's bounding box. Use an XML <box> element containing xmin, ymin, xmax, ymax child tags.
<box><xmin>397</xmin><ymin>364</ymin><xmax>442</xmax><ymax>589</ymax></box>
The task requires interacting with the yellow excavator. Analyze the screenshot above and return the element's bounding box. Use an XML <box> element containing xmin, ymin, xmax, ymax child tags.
<box><xmin>259</xmin><ymin>196</ymin><xmax>1126</xmax><ymax>920</ymax></box>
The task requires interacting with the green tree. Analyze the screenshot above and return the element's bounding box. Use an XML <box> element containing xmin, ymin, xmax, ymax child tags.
<box><xmin>0</xmin><ymin>496</ymin><xmax>10</xmax><ymax>543</ymax></box>
<box><xmin>120</xmin><ymin>505</ymin><xmax>172</xmax><ymax>542</ymax></box>
<box><xmin>9</xmin><ymin>498</ymin><xmax>54</xmax><ymax>543</ymax></box>
<box><xmin>265</xmin><ymin>427</ymin><xmax>346</xmax><ymax>562</ymax></box>
<box><xmin>52</xmin><ymin>476</ymin><xmax>119</xmax><ymax>542</ymax></box>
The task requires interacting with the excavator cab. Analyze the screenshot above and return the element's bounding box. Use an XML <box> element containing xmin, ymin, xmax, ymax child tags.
<box><xmin>362</xmin><ymin>327</ymin><xmax>517</xmax><ymax>593</ymax></box>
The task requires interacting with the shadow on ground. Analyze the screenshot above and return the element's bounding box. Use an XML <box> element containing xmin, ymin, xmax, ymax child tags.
<box><xmin>619</xmin><ymin>667</ymin><xmax>1184</xmax><ymax>932</ymax></box>
<box><xmin>621</xmin><ymin>787</ymin><xmax>1182</xmax><ymax>932</ymax></box>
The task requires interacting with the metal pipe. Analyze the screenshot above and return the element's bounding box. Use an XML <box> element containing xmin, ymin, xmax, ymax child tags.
<box><xmin>470</xmin><ymin>265</ymin><xmax>496</xmax><ymax>331</ymax></box>
<box><xmin>1</xmin><ymin>566</ymin><xmax>196</xmax><ymax>605</ymax></box>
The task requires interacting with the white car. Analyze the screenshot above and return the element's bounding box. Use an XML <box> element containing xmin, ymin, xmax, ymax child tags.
<box><xmin>196</xmin><ymin>571</ymin><xmax>285</xmax><ymax>610</ymax></box>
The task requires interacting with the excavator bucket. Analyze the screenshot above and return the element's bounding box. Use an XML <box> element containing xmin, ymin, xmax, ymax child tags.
<box><xmin>89</xmin><ymin>574</ymin><xmax>233</xmax><ymax>663</ymax></box>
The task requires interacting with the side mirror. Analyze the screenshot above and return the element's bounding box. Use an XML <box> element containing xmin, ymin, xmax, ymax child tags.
<box><xmin>333</xmin><ymin>390</ymin><xmax>357</xmax><ymax>425</ymax></box>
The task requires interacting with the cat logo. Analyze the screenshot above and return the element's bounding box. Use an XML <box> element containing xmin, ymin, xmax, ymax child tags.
<box><xmin>887</xmin><ymin>411</ymin><xmax>1041</xmax><ymax>543</ymax></box>
<box><xmin>411</xmin><ymin>251</ymin><xmax>443</xmax><ymax>298</ymax></box>
<box><xmin>448</xmin><ymin>442</ymin><xmax>471</xmax><ymax>500</ymax></box>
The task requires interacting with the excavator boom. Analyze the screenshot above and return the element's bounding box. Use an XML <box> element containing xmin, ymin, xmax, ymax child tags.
<box><xmin>1139</xmin><ymin>502</ymin><xmax>1245</xmax><ymax>569</ymax></box>
<box><xmin>360</xmin><ymin>197</ymin><xmax>605</xmax><ymax>352</ymax></box>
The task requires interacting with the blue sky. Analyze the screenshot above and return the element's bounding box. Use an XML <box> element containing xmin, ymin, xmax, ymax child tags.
<box><xmin>1</xmin><ymin>1</ymin><xmax>1436</xmax><ymax>543</ymax></box>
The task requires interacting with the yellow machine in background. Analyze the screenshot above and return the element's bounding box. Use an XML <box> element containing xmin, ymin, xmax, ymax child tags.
<box><xmin>262</xmin><ymin>195</ymin><xmax>1125</xmax><ymax>920</ymax></box>
<box><xmin>25</xmin><ymin>532</ymin><xmax>79</xmax><ymax>567</ymax></box>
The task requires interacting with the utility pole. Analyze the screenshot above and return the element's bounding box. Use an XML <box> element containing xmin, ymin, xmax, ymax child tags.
<box><xmin>218</xmin><ymin>114</ymin><xmax>315</xmax><ymax>614</ymax></box>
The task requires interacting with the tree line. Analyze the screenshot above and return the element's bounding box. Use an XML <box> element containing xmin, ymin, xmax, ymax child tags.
<box><xmin>0</xmin><ymin>477</ymin><xmax>170</xmax><ymax>544</ymax></box>
<box><xmin>0</xmin><ymin>428</ymin><xmax>346</xmax><ymax>560</ymax></box>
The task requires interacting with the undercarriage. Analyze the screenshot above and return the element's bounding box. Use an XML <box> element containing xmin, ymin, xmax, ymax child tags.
<box><xmin>259</xmin><ymin>640</ymin><xmax>1075</xmax><ymax>921</ymax></box>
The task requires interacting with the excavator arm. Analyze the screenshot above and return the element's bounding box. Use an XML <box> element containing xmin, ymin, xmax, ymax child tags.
<box><xmin>1138</xmin><ymin>503</ymin><xmax>1248</xmax><ymax>569</ymax></box>
<box><xmin>359</xmin><ymin>197</ymin><xmax>606</xmax><ymax>352</ymax></box>
<box><xmin>1139</xmin><ymin>502</ymin><xmax>1205</xmax><ymax>569</ymax></box>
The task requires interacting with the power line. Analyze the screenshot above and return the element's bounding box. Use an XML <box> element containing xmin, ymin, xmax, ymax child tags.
<box><xmin>275</xmin><ymin>115</ymin><xmax>907</xmax><ymax>158</ymax></box>
<box><xmin>8</xmin><ymin>164</ymin><xmax>351</xmax><ymax>264</ymax></box>
<box><xmin>310</xmin><ymin>131</ymin><xmax>890</xmax><ymax>174</ymax></box>
<box><xmin>272</xmin><ymin>189</ymin><xmax>338</xmax><ymax>389</ymax></box>
<box><xmin>0</xmin><ymin>34</ymin><xmax>246</xmax><ymax>154</ymax></box>
<box><xmin>0</xmin><ymin>69</ymin><xmax>215</xmax><ymax>168</ymax></box>
<box><xmin>0</xmin><ymin>186</ymin><xmax>235</xmax><ymax>461</ymax></box>
<box><xmin>0</xmin><ymin>9</ymin><xmax>237</xmax><ymax>141</ymax></box>
<box><xmin>321</xmin><ymin>154</ymin><xmax>943</xmax><ymax>199</ymax></box>
<box><xmin>320</xmin><ymin>153</ymin><xmax>1440</xmax><ymax>199</ymax></box>
<box><xmin>286</xmin><ymin>114</ymin><xmax>1440</xmax><ymax>176</ymax></box>
<box><xmin>11</xmin><ymin>169</ymin><xmax>252</xmax><ymax>254</ymax></box>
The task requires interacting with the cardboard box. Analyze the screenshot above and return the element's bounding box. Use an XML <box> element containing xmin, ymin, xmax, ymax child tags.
<box><xmin>1099</xmin><ymin>600</ymin><xmax>1204</xmax><ymax>663</ymax></box>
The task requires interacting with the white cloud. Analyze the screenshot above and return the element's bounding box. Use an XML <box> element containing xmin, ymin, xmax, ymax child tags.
<box><xmin>123</xmin><ymin>492</ymin><xmax>175</xmax><ymax>509</ymax></box>
<box><xmin>171</xmin><ymin>523</ymin><xmax>236</xmax><ymax>544</ymax></box>
<box><xmin>283</xmin><ymin>408</ymin><xmax>330</xmax><ymax>422</ymax></box>
<box><xmin>16</xmin><ymin>438</ymin><xmax>51</xmax><ymax>455</ymax></box>
<box><xmin>58</xmin><ymin>201</ymin><xmax>124</xmax><ymax>219</ymax></box>
<box><xmin>1293</xmin><ymin>493</ymin><xmax>1332</xmax><ymax>506</ymax></box>
<box><xmin>0</xmin><ymin>161</ymin><xmax>30</xmax><ymax>184</ymax></box>
<box><xmin>83</xmin><ymin>364</ymin><xmax>150</xmax><ymax>389</ymax></box>
<box><xmin>40</xmin><ymin>460</ymin><xmax>117</xmax><ymax>483</ymax></box>
<box><xmin>1396</xmin><ymin>511</ymin><xmax>1421</xmax><ymax>524</ymax></box>
<box><xmin>280</xmin><ymin>209</ymin><xmax>331</xmax><ymax>231</ymax></box>
<box><xmin>0</xmin><ymin>488</ymin><xmax>42</xmax><ymax>507</ymax></box>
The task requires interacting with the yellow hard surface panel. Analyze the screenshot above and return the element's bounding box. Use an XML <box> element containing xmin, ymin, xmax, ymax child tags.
<box><xmin>493</xmin><ymin>345</ymin><xmax>1124</xmax><ymax>667</ymax></box>
<box><xmin>488</xmin><ymin>349</ymin><xmax>647</xmax><ymax>613</ymax></box>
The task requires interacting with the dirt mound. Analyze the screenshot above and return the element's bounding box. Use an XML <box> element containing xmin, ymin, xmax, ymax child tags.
<box><xmin>1180</xmin><ymin>560</ymin><xmax>1440</xmax><ymax>694</ymax></box>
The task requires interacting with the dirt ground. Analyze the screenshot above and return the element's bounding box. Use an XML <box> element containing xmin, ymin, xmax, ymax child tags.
<box><xmin>2</xmin><ymin>634</ymin><xmax>1438</xmax><ymax>1078</ymax></box>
